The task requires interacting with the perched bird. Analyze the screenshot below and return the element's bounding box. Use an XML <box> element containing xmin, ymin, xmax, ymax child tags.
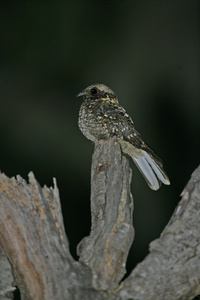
<box><xmin>77</xmin><ymin>83</ymin><xmax>170</xmax><ymax>190</ymax></box>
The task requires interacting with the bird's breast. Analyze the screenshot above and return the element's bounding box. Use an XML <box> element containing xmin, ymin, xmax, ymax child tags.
<box><xmin>78</xmin><ymin>100</ymin><xmax>111</xmax><ymax>142</ymax></box>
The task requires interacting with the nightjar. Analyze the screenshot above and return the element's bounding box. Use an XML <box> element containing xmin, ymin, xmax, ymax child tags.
<box><xmin>77</xmin><ymin>83</ymin><xmax>170</xmax><ymax>190</ymax></box>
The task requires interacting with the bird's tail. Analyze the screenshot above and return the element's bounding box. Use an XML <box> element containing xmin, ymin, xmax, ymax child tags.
<box><xmin>131</xmin><ymin>149</ymin><xmax>170</xmax><ymax>190</ymax></box>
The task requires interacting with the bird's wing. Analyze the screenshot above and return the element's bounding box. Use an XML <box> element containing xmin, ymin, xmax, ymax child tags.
<box><xmin>101</xmin><ymin>102</ymin><xmax>144</xmax><ymax>148</ymax></box>
<box><xmin>101</xmin><ymin>103</ymin><xmax>170</xmax><ymax>190</ymax></box>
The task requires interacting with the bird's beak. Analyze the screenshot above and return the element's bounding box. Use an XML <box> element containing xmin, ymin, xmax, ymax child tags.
<box><xmin>76</xmin><ymin>91</ymin><xmax>84</xmax><ymax>97</ymax></box>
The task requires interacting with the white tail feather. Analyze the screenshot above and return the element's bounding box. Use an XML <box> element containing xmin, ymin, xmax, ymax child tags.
<box><xmin>132</xmin><ymin>156</ymin><xmax>160</xmax><ymax>190</ymax></box>
<box><xmin>131</xmin><ymin>150</ymin><xmax>170</xmax><ymax>190</ymax></box>
<box><xmin>118</xmin><ymin>139</ymin><xmax>170</xmax><ymax>190</ymax></box>
<box><xmin>143</xmin><ymin>152</ymin><xmax>170</xmax><ymax>185</ymax></box>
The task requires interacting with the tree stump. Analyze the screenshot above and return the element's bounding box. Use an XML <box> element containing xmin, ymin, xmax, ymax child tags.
<box><xmin>0</xmin><ymin>137</ymin><xmax>200</xmax><ymax>299</ymax></box>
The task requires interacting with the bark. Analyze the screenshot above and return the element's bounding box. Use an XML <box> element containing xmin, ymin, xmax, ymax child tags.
<box><xmin>0</xmin><ymin>137</ymin><xmax>200</xmax><ymax>300</ymax></box>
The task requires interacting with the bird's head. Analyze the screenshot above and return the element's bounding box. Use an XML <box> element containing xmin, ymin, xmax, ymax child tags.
<box><xmin>77</xmin><ymin>84</ymin><xmax>118</xmax><ymax>103</ymax></box>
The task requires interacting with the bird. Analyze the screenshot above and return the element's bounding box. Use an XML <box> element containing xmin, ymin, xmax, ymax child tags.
<box><xmin>77</xmin><ymin>83</ymin><xmax>170</xmax><ymax>190</ymax></box>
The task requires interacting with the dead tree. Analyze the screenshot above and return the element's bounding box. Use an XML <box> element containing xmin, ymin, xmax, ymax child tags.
<box><xmin>0</xmin><ymin>137</ymin><xmax>200</xmax><ymax>300</ymax></box>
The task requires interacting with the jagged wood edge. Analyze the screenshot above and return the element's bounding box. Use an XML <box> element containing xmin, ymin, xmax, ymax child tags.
<box><xmin>0</xmin><ymin>172</ymin><xmax>93</xmax><ymax>300</ymax></box>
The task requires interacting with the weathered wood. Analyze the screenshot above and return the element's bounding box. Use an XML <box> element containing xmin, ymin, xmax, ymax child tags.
<box><xmin>0</xmin><ymin>136</ymin><xmax>200</xmax><ymax>300</ymax></box>
<box><xmin>117</xmin><ymin>165</ymin><xmax>200</xmax><ymax>300</ymax></box>
<box><xmin>77</xmin><ymin>138</ymin><xmax>134</xmax><ymax>290</ymax></box>
<box><xmin>0</xmin><ymin>172</ymin><xmax>92</xmax><ymax>300</ymax></box>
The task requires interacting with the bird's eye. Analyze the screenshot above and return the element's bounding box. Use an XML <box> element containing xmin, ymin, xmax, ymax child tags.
<box><xmin>90</xmin><ymin>87</ymin><xmax>98</xmax><ymax>95</ymax></box>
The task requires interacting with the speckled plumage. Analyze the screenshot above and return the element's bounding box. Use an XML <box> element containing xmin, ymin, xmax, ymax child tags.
<box><xmin>78</xmin><ymin>83</ymin><xmax>170</xmax><ymax>190</ymax></box>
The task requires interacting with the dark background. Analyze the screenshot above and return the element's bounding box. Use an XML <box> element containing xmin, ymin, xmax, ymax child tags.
<box><xmin>0</xmin><ymin>0</ymin><xmax>199</xmax><ymax>291</ymax></box>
